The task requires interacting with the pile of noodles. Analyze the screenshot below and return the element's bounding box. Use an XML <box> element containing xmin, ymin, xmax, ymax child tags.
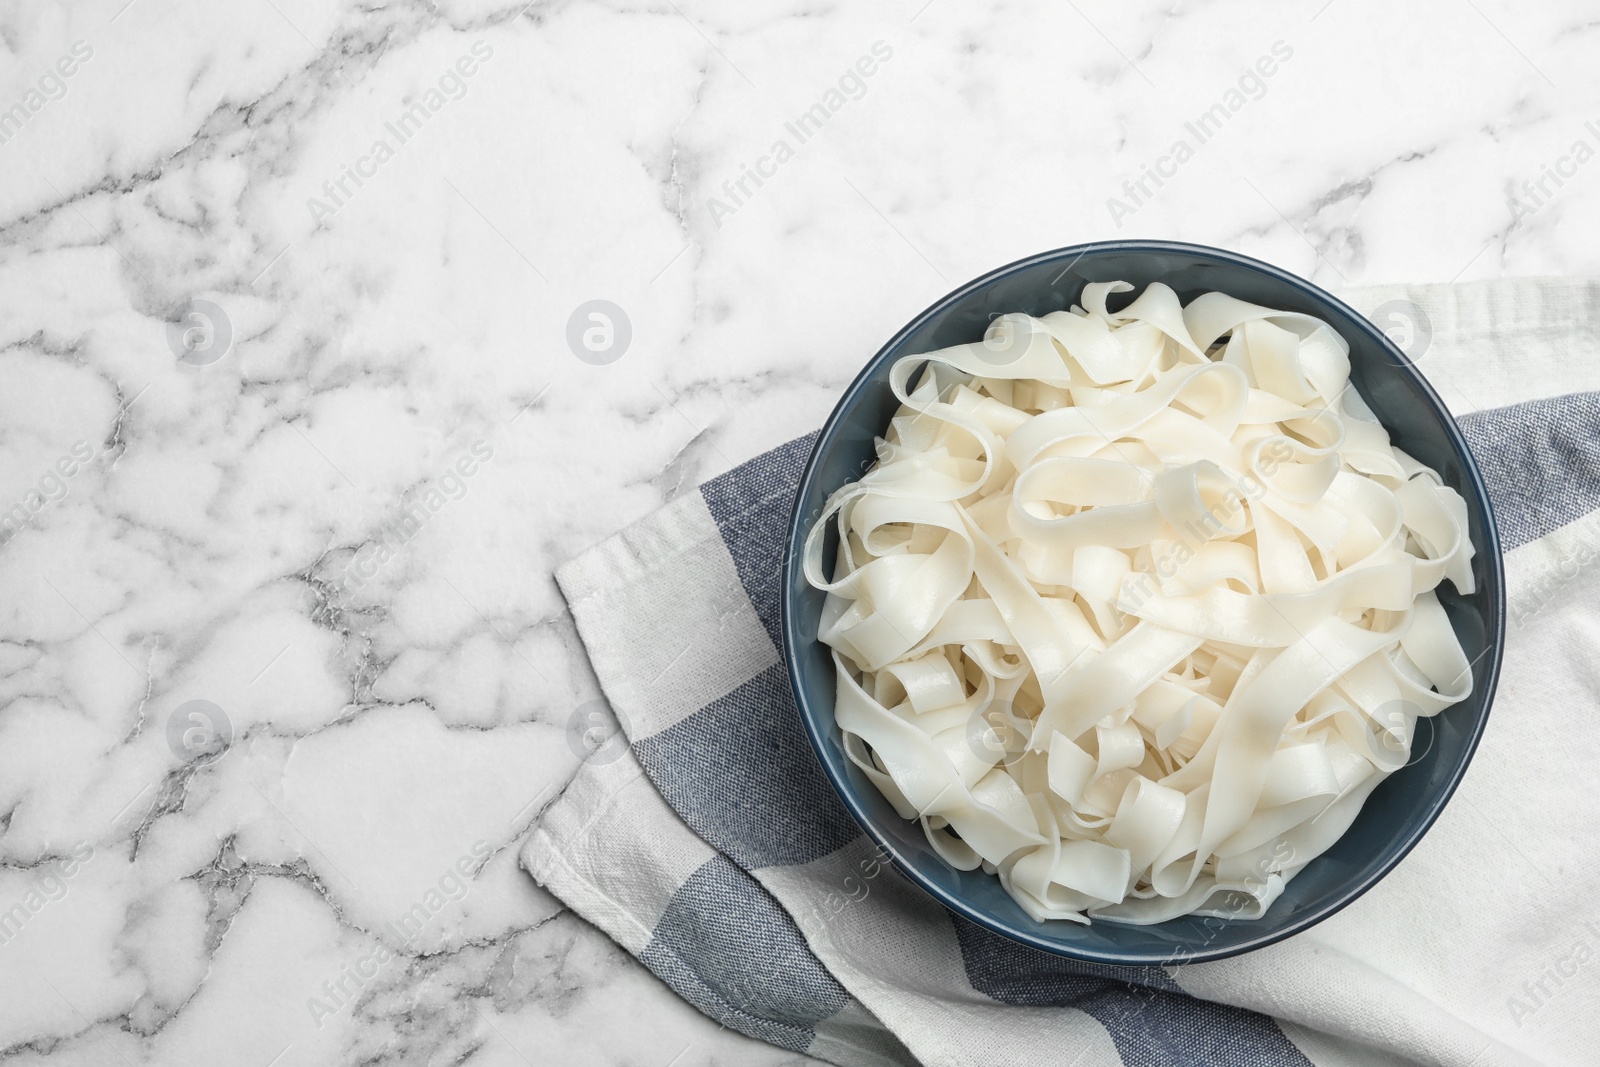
<box><xmin>803</xmin><ymin>282</ymin><xmax>1474</xmax><ymax>924</ymax></box>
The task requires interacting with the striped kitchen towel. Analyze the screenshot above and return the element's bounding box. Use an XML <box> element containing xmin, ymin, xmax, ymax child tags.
<box><xmin>523</xmin><ymin>278</ymin><xmax>1600</xmax><ymax>1067</ymax></box>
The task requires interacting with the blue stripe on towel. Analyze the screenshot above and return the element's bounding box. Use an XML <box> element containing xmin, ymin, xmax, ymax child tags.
<box><xmin>701</xmin><ymin>430</ymin><xmax>819</xmax><ymax>651</ymax></box>
<box><xmin>643</xmin><ymin>853</ymin><xmax>851</xmax><ymax>1052</ymax></box>
<box><xmin>634</xmin><ymin>662</ymin><xmax>860</xmax><ymax>869</ymax></box>
<box><xmin>1458</xmin><ymin>391</ymin><xmax>1600</xmax><ymax>549</ymax></box>
<box><xmin>951</xmin><ymin>919</ymin><xmax>1312</xmax><ymax>1067</ymax></box>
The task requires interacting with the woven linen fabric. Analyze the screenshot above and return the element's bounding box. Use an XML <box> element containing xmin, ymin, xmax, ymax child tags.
<box><xmin>523</xmin><ymin>278</ymin><xmax>1600</xmax><ymax>1067</ymax></box>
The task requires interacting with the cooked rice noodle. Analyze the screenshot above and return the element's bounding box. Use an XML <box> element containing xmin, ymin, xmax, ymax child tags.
<box><xmin>804</xmin><ymin>282</ymin><xmax>1475</xmax><ymax>924</ymax></box>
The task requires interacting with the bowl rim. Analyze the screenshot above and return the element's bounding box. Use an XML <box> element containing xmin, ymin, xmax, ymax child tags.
<box><xmin>779</xmin><ymin>238</ymin><xmax>1507</xmax><ymax>965</ymax></box>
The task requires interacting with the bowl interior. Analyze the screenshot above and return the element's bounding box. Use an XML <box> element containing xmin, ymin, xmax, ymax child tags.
<box><xmin>781</xmin><ymin>241</ymin><xmax>1505</xmax><ymax>964</ymax></box>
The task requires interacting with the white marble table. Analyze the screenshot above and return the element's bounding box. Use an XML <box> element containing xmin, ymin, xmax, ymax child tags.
<box><xmin>0</xmin><ymin>0</ymin><xmax>1592</xmax><ymax>1063</ymax></box>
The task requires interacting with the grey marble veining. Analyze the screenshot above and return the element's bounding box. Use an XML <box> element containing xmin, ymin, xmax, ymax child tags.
<box><xmin>0</xmin><ymin>0</ymin><xmax>1592</xmax><ymax>1063</ymax></box>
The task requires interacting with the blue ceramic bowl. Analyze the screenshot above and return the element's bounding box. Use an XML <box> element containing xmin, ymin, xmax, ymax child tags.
<box><xmin>780</xmin><ymin>240</ymin><xmax>1505</xmax><ymax>964</ymax></box>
